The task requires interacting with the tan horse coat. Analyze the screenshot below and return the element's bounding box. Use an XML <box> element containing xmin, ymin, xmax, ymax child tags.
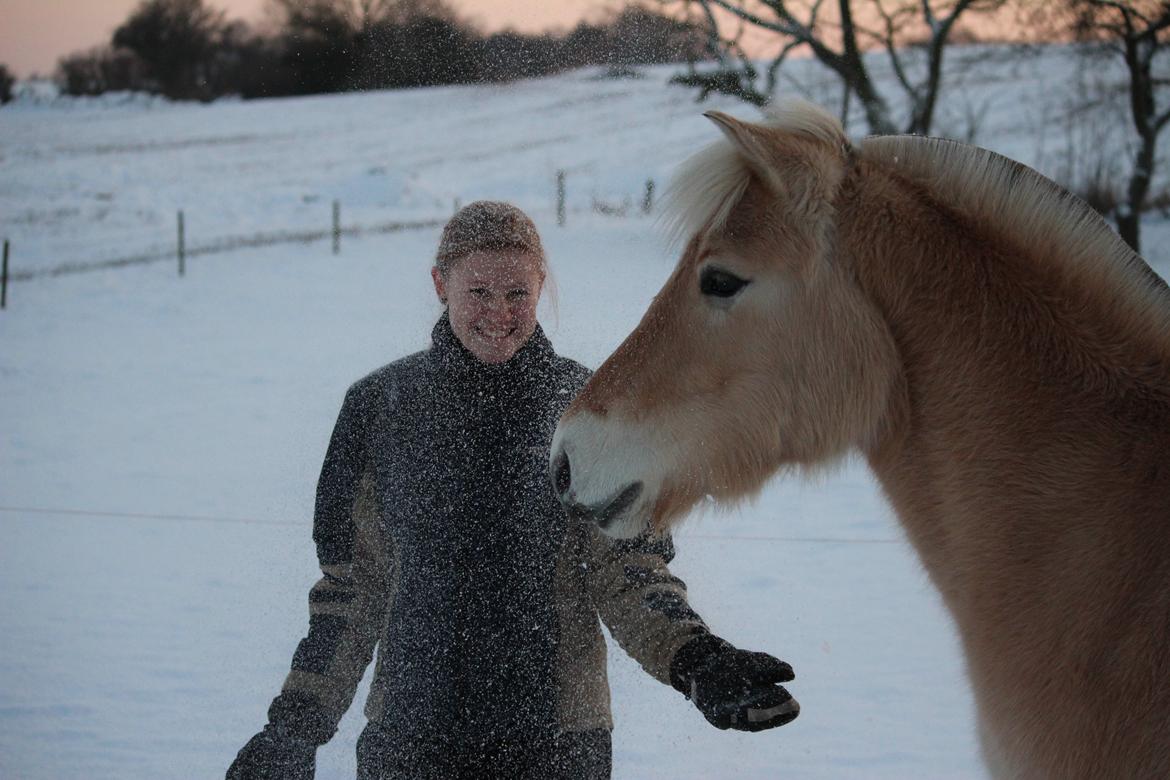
<box><xmin>553</xmin><ymin>104</ymin><xmax>1170</xmax><ymax>778</ymax></box>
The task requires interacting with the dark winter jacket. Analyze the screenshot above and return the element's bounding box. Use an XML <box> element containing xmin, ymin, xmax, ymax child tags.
<box><xmin>268</xmin><ymin>315</ymin><xmax>710</xmax><ymax>749</ymax></box>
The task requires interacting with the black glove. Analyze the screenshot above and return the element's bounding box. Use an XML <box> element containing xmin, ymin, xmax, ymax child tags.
<box><xmin>226</xmin><ymin>724</ymin><xmax>315</xmax><ymax>780</ymax></box>
<box><xmin>227</xmin><ymin>693</ymin><xmax>333</xmax><ymax>780</ymax></box>
<box><xmin>670</xmin><ymin>633</ymin><xmax>799</xmax><ymax>732</ymax></box>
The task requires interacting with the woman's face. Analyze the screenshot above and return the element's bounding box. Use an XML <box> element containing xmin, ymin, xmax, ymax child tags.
<box><xmin>432</xmin><ymin>250</ymin><xmax>545</xmax><ymax>364</ymax></box>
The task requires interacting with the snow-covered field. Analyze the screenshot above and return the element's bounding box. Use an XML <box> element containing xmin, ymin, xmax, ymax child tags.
<box><xmin>1</xmin><ymin>48</ymin><xmax>1167</xmax><ymax>779</ymax></box>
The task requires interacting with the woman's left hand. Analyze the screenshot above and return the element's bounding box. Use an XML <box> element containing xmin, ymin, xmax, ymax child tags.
<box><xmin>670</xmin><ymin>633</ymin><xmax>800</xmax><ymax>732</ymax></box>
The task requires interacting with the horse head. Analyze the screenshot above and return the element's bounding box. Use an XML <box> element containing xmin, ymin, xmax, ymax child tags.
<box><xmin>551</xmin><ymin>104</ymin><xmax>900</xmax><ymax>538</ymax></box>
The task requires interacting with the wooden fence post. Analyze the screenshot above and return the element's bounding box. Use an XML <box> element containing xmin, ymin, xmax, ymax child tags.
<box><xmin>1</xmin><ymin>240</ymin><xmax>8</xmax><ymax>310</ymax></box>
<box><xmin>556</xmin><ymin>170</ymin><xmax>566</xmax><ymax>227</ymax></box>
<box><xmin>332</xmin><ymin>200</ymin><xmax>341</xmax><ymax>255</ymax></box>
<box><xmin>177</xmin><ymin>211</ymin><xmax>185</xmax><ymax>277</ymax></box>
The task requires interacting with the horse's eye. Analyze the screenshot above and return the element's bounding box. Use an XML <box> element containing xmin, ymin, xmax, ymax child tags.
<box><xmin>699</xmin><ymin>267</ymin><xmax>751</xmax><ymax>298</ymax></box>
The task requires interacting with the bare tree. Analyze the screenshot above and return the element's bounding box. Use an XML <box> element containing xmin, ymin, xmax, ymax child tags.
<box><xmin>266</xmin><ymin>0</ymin><xmax>469</xmax><ymax>92</ymax></box>
<box><xmin>112</xmin><ymin>0</ymin><xmax>226</xmax><ymax>100</ymax></box>
<box><xmin>667</xmin><ymin>0</ymin><xmax>1006</xmax><ymax>135</ymax></box>
<box><xmin>268</xmin><ymin>0</ymin><xmax>456</xmax><ymax>34</ymax></box>
<box><xmin>57</xmin><ymin>46</ymin><xmax>149</xmax><ymax>96</ymax></box>
<box><xmin>0</xmin><ymin>64</ymin><xmax>14</xmax><ymax>105</ymax></box>
<box><xmin>1060</xmin><ymin>0</ymin><xmax>1170</xmax><ymax>252</ymax></box>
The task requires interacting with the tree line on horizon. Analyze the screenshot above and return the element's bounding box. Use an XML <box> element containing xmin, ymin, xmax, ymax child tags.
<box><xmin>49</xmin><ymin>0</ymin><xmax>707</xmax><ymax>102</ymax></box>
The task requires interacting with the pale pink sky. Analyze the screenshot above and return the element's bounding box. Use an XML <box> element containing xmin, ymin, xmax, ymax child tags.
<box><xmin>0</xmin><ymin>0</ymin><xmax>614</xmax><ymax>77</ymax></box>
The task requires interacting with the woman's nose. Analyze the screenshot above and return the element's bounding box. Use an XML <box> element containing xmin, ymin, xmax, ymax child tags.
<box><xmin>483</xmin><ymin>298</ymin><xmax>512</xmax><ymax>318</ymax></box>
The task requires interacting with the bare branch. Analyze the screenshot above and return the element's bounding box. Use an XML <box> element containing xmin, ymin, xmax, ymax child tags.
<box><xmin>665</xmin><ymin>0</ymin><xmax>1003</xmax><ymax>135</ymax></box>
<box><xmin>1065</xmin><ymin>0</ymin><xmax>1170</xmax><ymax>250</ymax></box>
<box><xmin>862</xmin><ymin>0</ymin><xmax>919</xmax><ymax>98</ymax></box>
<box><xmin>1157</xmin><ymin>106</ymin><xmax>1170</xmax><ymax>132</ymax></box>
<box><xmin>764</xmin><ymin>36</ymin><xmax>804</xmax><ymax>96</ymax></box>
<box><xmin>922</xmin><ymin>0</ymin><xmax>938</xmax><ymax>30</ymax></box>
<box><xmin>701</xmin><ymin>0</ymin><xmax>800</xmax><ymax>36</ymax></box>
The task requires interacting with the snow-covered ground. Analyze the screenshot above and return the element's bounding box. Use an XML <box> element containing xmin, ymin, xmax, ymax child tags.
<box><xmin>1</xmin><ymin>48</ymin><xmax>1167</xmax><ymax>780</ymax></box>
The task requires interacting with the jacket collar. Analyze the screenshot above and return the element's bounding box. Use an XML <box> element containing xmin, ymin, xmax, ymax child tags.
<box><xmin>428</xmin><ymin>313</ymin><xmax>556</xmax><ymax>391</ymax></box>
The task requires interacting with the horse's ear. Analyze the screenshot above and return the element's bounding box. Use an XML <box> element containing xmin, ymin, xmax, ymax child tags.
<box><xmin>705</xmin><ymin>106</ymin><xmax>849</xmax><ymax>208</ymax></box>
<box><xmin>704</xmin><ymin>111</ymin><xmax>777</xmax><ymax>182</ymax></box>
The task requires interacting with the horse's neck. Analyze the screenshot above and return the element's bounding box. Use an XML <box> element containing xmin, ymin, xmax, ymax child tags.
<box><xmin>840</xmin><ymin>166</ymin><xmax>1170</xmax><ymax>780</ymax></box>
<box><xmin>846</xmin><ymin>182</ymin><xmax>1170</xmax><ymax>603</ymax></box>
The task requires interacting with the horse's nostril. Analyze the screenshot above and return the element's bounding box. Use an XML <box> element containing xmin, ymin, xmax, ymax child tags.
<box><xmin>553</xmin><ymin>450</ymin><xmax>572</xmax><ymax>498</ymax></box>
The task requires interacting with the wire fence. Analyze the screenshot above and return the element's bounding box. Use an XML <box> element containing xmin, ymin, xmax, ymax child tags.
<box><xmin>3</xmin><ymin>215</ymin><xmax>448</xmax><ymax>283</ymax></box>
<box><xmin>0</xmin><ymin>169</ymin><xmax>667</xmax><ymax>317</ymax></box>
<box><xmin>0</xmin><ymin>504</ymin><xmax>899</xmax><ymax>544</ymax></box>
<box><xmin>0</xmin><ymin>169</ymin><xmax>661</xmax><ymax>290</ymax></box>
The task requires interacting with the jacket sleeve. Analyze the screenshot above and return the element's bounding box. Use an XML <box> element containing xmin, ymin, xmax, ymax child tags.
<box><xmin>268</xmin><ymin>381</ymin><xmax>394</xmax><ymax>745</ymax></box>
<box><xmin>582</xmin><ymin>525</ymin><xmax>710</xmax><ymax>686</ymax></box>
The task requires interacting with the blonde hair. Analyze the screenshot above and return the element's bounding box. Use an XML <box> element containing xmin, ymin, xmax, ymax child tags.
<box><xmin>434</xmin><ymin>200</ymin><xmax>546</xmax><ymax>277</ymax></box>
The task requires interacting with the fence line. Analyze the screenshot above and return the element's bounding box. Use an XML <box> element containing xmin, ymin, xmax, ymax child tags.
<box><xmin>1</xmin><ymin>239</ymin><xmax>8</xmax><ymax>308</ymax></box>
<box><xmin>0</xmin><ymin>504</ymin><xmax>899</xmax><ymax>544</ymax></box>
<box><xmin>0</xmin><ymin>504</ymin><xmax>300</xmax><ymax>527</ymax></box>
<box><xmin>177</xmin><ymin>209</ymin><xmax>186</xmax><ymax>276</ymax></box>
<box><xmin>5</xmin><ymin>168</ymin><xmax>665</xmax><ymax>289</ymax></box>
<box><xmin>5</xmin><ymin>216</ymin><xmax>447</xmax><ymax>283</ymax></box>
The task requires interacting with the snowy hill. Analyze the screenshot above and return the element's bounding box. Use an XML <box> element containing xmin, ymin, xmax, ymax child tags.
<box><xmin>4</xmin><ymin>47</ymin><xmax>1163</xmax><ymax>279</ymax></box>
<box><xmin>1</xmin><ymin>48</ymin><xmax>1167</xmax><ymax>779</ymax></box>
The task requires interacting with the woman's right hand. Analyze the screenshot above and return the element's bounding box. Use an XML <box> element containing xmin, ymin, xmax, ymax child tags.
<box><xmin>226</xmin><ymin>725</ymin><xmax>316</xmax><ymax>780</ymax></box>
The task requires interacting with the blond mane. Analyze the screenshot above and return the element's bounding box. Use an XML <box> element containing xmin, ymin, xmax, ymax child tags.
<box><xmin>861</xmin><ymin>134</ymin><xmax>1170</xmax><ymax>341</ymax></box>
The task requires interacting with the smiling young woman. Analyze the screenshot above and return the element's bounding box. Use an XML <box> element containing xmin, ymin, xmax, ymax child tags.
<box><xmin>227</xmin><ymin>201</ymin><xmax>798</xmax><ymax>780</ymax></box>
<box><xmin>432</xmin><ymin>247</ymin><xmax>544</xmax><ymax>364</ymax></box>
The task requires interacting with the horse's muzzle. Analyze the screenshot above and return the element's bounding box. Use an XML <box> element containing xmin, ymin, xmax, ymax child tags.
<box><xmin>551</xmin><ymin>448</ymin><xmax>643</xmax><ymax>531</ymax></box>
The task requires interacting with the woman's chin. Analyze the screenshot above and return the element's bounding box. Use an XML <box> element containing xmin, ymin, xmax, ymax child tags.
<box><xmin>470</xmin><ymin>340</ymin><xmax>518</xmax><ymax>364</ymax></box>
